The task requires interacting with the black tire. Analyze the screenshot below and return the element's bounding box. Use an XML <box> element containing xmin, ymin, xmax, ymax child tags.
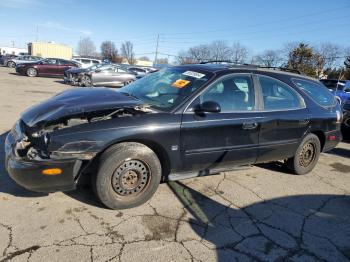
<box><xmin>93</xmin><ymin>142</ymin><xmax>161</xmax><ymax>209</ymax></box>
<box><xmin>26</xmin><ymin>67</ymin><xmax>37</xmax><ymax>77</ymax></box>
<box><xmin>7</xmin><ymin>61</ymin><xmax>15</xmax><ymax>68</ymax></box>
<box><xmin>286</xmin><ymin>133</ymin><xmax>321</xmax><ymax>175</ymax></box>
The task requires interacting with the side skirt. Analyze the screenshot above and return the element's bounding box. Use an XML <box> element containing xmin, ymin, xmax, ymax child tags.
<box><xmin>165</xmin><ymin>165</ymin><xmax>251</xmax><ymax>182</ymax></box>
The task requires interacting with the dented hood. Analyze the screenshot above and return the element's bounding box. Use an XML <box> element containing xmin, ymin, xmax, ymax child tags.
<box><xmin>21</xmin><ymin>87</ymin><xmax>142</xmax><ymax>127</ymax></box>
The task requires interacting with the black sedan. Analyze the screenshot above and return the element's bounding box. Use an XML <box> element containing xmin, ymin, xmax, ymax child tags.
<box><xmin>5</xmin><ymin>64</ymin><xmax>342</xmax><ymax>209</ymax></box>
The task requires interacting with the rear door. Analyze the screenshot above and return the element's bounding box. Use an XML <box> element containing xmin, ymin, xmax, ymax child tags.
<box><xmin>180</xmin><ymin>73</ymin><xmax>261</xmax><ymax>172</ymax></box>
<box><xmin>255</xmin><ymin>74</ymin><xmax>310</xmax><ymax>163</ymax></box>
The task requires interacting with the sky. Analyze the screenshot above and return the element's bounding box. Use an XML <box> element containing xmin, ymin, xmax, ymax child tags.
<box><xmin>0</xmin><ymin>0</ymin><xmax>349</xmax><ymax>62</ymax></box>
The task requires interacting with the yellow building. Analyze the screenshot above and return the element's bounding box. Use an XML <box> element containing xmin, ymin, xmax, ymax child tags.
<box><xmin>28</xmin><ymin>42</ymin><xmax>73</xmax><ymax>60</ymax></box>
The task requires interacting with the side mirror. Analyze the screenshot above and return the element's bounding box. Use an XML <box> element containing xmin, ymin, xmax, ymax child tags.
<box><xmin>194</xmin><ymin>101</ymin><xmax>221</xmax><ymax>114</ymax></box>
<box><xmin>95</xmin><ymin>69</ymin><xmax>101</xmax><ymax>73</ymax></box>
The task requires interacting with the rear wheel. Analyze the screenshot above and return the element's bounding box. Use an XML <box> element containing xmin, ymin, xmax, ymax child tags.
<box><xmin>286</xmin><ymin>133</ymin><xmax>321</xmax><ymax>175</ymax></box>
<box><xmin>93</xmin><ymin>142</ymin><xmax>161</xmax><ymax>209</ymax></box>
<box><xmin>7</xmin><ymin>61</ymin><xmax>15</xmax><ymax>68</ymax></box>
<box><xmin>26</xmin><ymin>67</ymin><xmax>37</xmax><ymax>77</ymax></box>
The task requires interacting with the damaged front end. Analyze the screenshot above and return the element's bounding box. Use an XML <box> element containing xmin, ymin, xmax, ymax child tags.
<box><xmin>5</xmin><ymin>103</ymin><xmax>152</xmax><ymax>193</ymax></box>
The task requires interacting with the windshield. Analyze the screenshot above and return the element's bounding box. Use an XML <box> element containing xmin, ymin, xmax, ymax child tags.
<box><xmin>320</xmin><ymin>79</ymin><xmax>345</xmax><ymax>91</ymax></box>
<box><xmin>119</xmin><ymin>67</ymin><xmax>213</xmax><ymax>111</ymax></box>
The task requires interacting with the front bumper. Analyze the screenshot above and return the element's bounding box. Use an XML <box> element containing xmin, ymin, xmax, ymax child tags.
<box><xmin>5</xmin><ymin>131</ymin><xmax>81</xmax><ymax>193</ymax></box>
<box><xmin>15</xmin><ymin>66</ymin><xmax>26</xmax><ymax>75</ymax></box>
<box><xmin>63</xmin><ymin>73</ymin><xmax>80</xmax><ymax>85</ymax></box>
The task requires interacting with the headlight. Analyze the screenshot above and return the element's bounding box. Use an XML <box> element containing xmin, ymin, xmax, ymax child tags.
<box><xmin>51</xmin><ymin>141</ymin><xmax>102</xmax><ymax>160</ymax></box>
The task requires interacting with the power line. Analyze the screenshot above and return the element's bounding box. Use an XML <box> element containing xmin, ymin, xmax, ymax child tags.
<box><xmin>160</xmin><ymin>14</ymin><xmax>350</xmax><ymax>42</ymax></box>
<box><xmin>160</xmin><ymin>4</ymin><xmax>350</xmax><ymax>36</ymax></box>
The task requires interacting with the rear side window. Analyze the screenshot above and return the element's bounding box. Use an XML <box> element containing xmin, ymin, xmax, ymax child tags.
<box><xmin>292</xmin><ymin>79</ymin><xmax>335</xmax><ymax>107</ymax></box>
<box><xmin>258</xmin><ymin>75</ymin><xmax>304</xmax><ymax>110</ymax></box>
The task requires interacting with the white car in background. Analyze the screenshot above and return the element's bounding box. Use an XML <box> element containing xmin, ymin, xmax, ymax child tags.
<box><xmin>5</xmin><ymin>55</ymin><xmax>42</xmax><ymax>68</ymax></box>
<box><xmin>73</xmin><ymin>58</ymin><xmax>102</xmax><ymax>68</ymax></box>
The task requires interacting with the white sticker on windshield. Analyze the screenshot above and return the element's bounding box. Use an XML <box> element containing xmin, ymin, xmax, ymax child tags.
<box><xmin>182</xmin><ymin>71</ymin><xmax>205</xmax><ymax>79</ymax></box>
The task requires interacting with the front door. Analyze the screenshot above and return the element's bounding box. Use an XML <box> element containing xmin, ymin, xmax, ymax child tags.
<box><xmin>180</xmin><ymin>74</ymin><xmax>261</xmax><ymax>172</ymax></box>
<box><xmin>39</xmin><ymin>58</ymin><xmax>58</xmax><ymax>75</ymax></box>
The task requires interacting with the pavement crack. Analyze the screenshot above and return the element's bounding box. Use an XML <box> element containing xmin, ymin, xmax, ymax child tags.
<box><xmin>0</xmin><ymin>246</ymin><xmax>40</xmax><ymax>262</ymax></box>
<box><xmin>0</xmin><ymin>223</ymin><xmax>13</xmax><ymax>257</ymax></box>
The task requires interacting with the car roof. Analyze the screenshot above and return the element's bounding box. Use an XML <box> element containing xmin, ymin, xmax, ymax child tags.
<box><xmin>173</xmin><ymin>63</ymin><xmax>317</xmax><ymax>81</ymax></box>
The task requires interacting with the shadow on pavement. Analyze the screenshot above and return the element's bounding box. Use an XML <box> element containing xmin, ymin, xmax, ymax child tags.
<box><xmin>54</xmin><ymin>80</ymin><xmax>67</xmax><ymax>85</ymax></box>
<box><xmin>168</xmin><ymin>181</ymin><xmax>350</xmax><ymax>261</ymax></box>
<box><xmin>0</xmin><ymin>132</ymin><xmax>47</xmax><ymax>197</ymax></box>
<box><xmin>328</xmin><ymin>147</ymin><xmax>350</xmax><ymax>158</ymax></box>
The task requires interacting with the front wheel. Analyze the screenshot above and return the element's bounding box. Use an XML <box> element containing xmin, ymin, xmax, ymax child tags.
<box><xmin>81</xmin><ymin>75</ymin><xmax>92</xmax><ymax>87</ymax></box>
<box><xmin>286</xmin><ymin>133</ymin><xmax>321</xmax><ymax>175</ymax></box>
<box><xmin>93</xmin><ymin>142</ymin><xmax>162</xmax><ymax>209</ymax></box>
<box><xmin>26</xmin><ymin>67</ymin><xmax>37</xmax><ymax>77</ymax></box>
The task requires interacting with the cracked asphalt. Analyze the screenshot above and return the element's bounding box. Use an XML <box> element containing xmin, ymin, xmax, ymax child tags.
<box><xmin>0</xmin><ymin>66</ymin><xmax>350</xmax><ymax>262</ymax></box>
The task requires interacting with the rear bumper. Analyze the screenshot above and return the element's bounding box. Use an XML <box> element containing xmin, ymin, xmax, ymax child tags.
<box><xmin>5</xmin><ymin>132</ymin><xmax>80</xmax><ymax>193</ymax></box>
<box><xmin>322</xmin><ymin>130</ymin><xmax>342</xmax><ymax>152</ymax></box>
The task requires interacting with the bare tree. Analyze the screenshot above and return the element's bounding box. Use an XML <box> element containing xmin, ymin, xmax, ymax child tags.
<box><xmin>316</xmin><ymin>43</ymin><xmax>342</xmax><ymax>70</ymax></box>
<box><xmin>188</xmin><ymin>44</ymin><xmax>212</xmax><ymax>62</ymax></box>
<box><xmin>176</xmin><ymin>50</ymin><xmax>196</xmax><ymax>64</ymax></box>
<box><xmin>121</xmin><ymin>41</ymin><xmax>135</xmax><ymax>65</ymax></box>
<box><xmin>210</xmin><ymin>40</ymin><xmax>232</xmax><ymax>61</ymax></box>
<box><xmin>77</xmin><ymin>37</ymin><xmax>96</xmax><ymax>57</ymax></box>
<box><xmin>101</xmin><ymin>41</ymin><xmax>119</xmax><ymax>62</ymax></box>
<box><xmin>231</xmin><ymin>42</ymin><xmax>248</xmax><ymax>64</ymax></box>
<box><xmin>157</xmin><ymin>58</ymin><xmax>169</xmax><ymax>64</ymax></box>
<box><xmin>254</xmin><ymin>49</ymin><xmax>282</xmax><ymax>67</ymax></box>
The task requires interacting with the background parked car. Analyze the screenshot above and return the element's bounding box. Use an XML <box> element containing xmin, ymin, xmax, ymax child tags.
<box><xmin>81</xmin><ymin>64</ymin><xmax>136</xmax><ymax>87</ymax></box>
<box><xmin>16</xmin><ymin>58</ymin><xmax>79</xmax><ymax>77</ymax></box>
<box><xmin>73</xmin><ymin>58</ymin><xmax>102</xmax><ymax>68</ymax></box>
<box><xmin>125</xmin><ymin>66</ymin><xmax>148</xmax><ymax>78</ymax></box>
<box><xmin>4</xmin><ymin>55</ymin><xmax>42</xmax><ymax>68</ymax></box>
<box><xmin>64</xmin><ymin>63</ymin><xmax>108</xmax><ymax>85</ymax></box>
<box><xmin>320</xmin><ymin>79</ymin><xmax>350</xmax><ymax>105</ymax></box>
<box><xmin>0</xmin><ymin>54</ymin><xmax>17</xmax><ymax>65</ymax></box>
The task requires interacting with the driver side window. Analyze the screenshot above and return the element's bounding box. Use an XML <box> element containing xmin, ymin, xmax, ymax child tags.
<box><xmin>199</xmin><ymin>74</ymin><xmax>255</xmax><ymax>112</ymax></box>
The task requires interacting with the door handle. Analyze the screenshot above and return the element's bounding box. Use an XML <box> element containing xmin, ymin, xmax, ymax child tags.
<box><xmin>242</xmin><ymin>122</ymin><xmax>258</xmax><ymax>130</ymax></box>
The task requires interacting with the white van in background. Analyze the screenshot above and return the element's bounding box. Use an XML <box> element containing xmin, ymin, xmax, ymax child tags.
<box><xmin>73</xmin><ymin>58</ymin><xmax>102</xmax><ymax>68</ymax></box>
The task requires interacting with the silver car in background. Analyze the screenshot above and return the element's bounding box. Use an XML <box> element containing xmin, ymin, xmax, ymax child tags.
<box><xmin>81</xmin><ymin>64</ymin><xmax>136</xmax><ymax>87</ymax></box>
<box><xmin>4</xmin><ymin>55</ymin><xmax>42</xmax><ymax>68</ymax></box>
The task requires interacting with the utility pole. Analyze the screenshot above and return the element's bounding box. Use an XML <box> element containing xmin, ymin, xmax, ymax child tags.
<box><xmin>35</xmin><ymin>25</ymin><xmax>39</xmax><ymax>42</ymax></box>
<box><xmin>154</xmin><ymin>34</ymin><xmax>159</xmax><ymax>66</ymax></box>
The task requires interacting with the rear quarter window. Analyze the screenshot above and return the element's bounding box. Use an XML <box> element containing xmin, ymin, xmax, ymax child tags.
<box><xmin>292</xmin><ymin>78</ymin><xmax>335</xmax><ymax>107</ymax></box>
